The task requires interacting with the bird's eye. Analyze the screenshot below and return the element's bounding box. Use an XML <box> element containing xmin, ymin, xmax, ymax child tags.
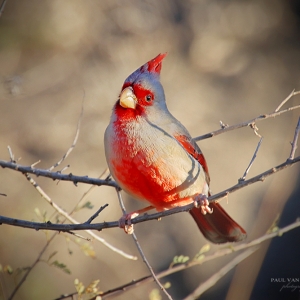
<box><xmin>145</xmin><ymin>95</ymin><xmax>152</xmax><ymax>102</ymax></box>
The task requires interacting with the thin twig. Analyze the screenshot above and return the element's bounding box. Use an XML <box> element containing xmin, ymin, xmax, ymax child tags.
<box><xmin>116</xmin><ymin>189</ymin><xmax>173</xmax><ymax>300</ymax></box>
<box><xmin>183</xmin><ymin>248</ymin><xmax>258</xmax><ymax>300</ymax></box>
<box><xmin>0</xmin><ymin>0</ymin><xmax>8</xmax><ymax>18</ymax></box>
<box><xmin>239</xmin><ymin>137</ymin><xmax>263</xmax><ymax>182</ymax></box>
<box><xmin>7</xmin><ymin>146</ymin><xmax>15</xmax><ymax>162</ymax></box>
<box><xmin>48</xmin><ymin>93</ymin><xmax>85</xmax><ymax>171</ymax></box>
<box><xmin>275</xmin><ymin>89</ymin><xmax>297</xmax><ymax>112</ymax></box>
<box><xmin>84</xmin><ymin>204</ymin><xmax>109</xmax><ymax>224</ymax></box>
<box><xmin>288</xmin><ymin>117</ymin><xmax>300</xmax><ymax>160</ymax></box>
<box><xmin>193</xmin><ymin>90</ymin><xmax>300</xmax><ymax>142</ymax></box>
<box><xmin>31</xmin><ymin>160</ymin><xmax>41</xmax><ymax>168</ymax></box>
<box><xmin>64</xmin><ymin>230</ymin><xmax>90</xmax><ymax>241</ymax></box>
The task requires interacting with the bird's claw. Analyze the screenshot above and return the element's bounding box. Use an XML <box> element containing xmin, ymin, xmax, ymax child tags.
<box><xmin>194</xmin><ymin>194</ymin><xmax>213</xmax><ymax>215</ymax></box>
<box><xmin>118</xmin><ymin>212</ymin><xmax>139</xmax><ymax>234</ymax></box>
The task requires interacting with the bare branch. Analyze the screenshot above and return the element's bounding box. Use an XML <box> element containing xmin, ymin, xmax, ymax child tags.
<box><xmin>275</xmin><ymin>89</ymin><xmax>298</xmax><ymax>112</ymax></box>
<box><xmin>1</xmin><ymin>153</ymin><xmax>299</xmax><ymax>197</ymax></box>
<box><xmin>239</xmin><ymin>137</ymin><xmax>263</xmax><ymax>182</ymax></box>
<box><xmin>0</xmin><ymin>160</ymin><xmax>118</xmax><ymax>188</ymax></box>
<box><xmin>0</xmin><ymin>155</ymin><xmax>299</xmax><ymax>232</ymax></box>
<box><xmin>84</xmin><ymin>204</ymin><xmax>109</xmax><ymax>224</ymax></box>
<box><xmin>193</xmin><ymin>90</ymin><xmax>300</xmax><ymax>142</ymax></box>
<box><xmin>7</xmin><ymin>145</ymin><xmax>15</xmax><ymax>162</ymax></box>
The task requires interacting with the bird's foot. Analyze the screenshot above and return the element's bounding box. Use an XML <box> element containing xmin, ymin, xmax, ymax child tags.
<box><xmin>193</xmin><ymin>194</ymin><xmax>213</xmax><ymax>215</ymax></box>
<box><xmin>118</xmin><ymin>212</ymin><xmax>139</xmax><ymax>234</ymax></box>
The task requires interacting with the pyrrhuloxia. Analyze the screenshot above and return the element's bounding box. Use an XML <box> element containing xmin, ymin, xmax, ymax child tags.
<box><xmin>104</xmin><ymin>54</ymin><xmax>246</xmax><ymax>243</ymax></box>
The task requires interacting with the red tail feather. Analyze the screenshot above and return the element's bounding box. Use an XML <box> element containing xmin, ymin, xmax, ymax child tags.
<box><xmin>190</xmin><ymin>202</ymin><xmax>246</xmax><ymax>243</ymax></box>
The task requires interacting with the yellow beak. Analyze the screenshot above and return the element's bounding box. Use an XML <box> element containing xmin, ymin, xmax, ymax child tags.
<box><xmin>119</xmin><ymin>87</ymin><xmax>137</xmax><ymax>109</ymax></box>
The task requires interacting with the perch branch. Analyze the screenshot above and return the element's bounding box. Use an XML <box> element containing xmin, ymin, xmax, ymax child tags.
<box><xmin>0</xmin><ymin>155</ymin><xmax>299</xmax><ymax>232</ymax></box>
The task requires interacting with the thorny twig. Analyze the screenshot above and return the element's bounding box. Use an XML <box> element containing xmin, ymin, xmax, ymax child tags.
<box><xmin>84</xmin><ymin>204</ymin><xmax>109</xmax><ymax>224</ymax></box>
<box><xmin>0</xmin><ymin>159</ymin><xmax>119</xmax><ymax>188</ymax></box>
<box><xmin>0</xmin><ymin>154</ymin><xmax>299</xmax><ymax>232</ymax></box>
<box><xmin>193</xmin><ymin>90</ymin><xmax>300</xmax><ymax>142</ymax></box>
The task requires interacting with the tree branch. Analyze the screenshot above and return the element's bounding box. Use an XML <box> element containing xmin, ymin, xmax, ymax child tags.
<box><xmin>0</xmin><ymin>159</ymin><xmax>118</xmax><ymax>188</ymax></box>
<box><xmin>193</xmin><ymin>90</ymin><xmax>300</xmax><ymax>142</ymax></box>
<box><xmin>0</xmin><ymin>155</ymin><xmax>299</xmax><ymax>232</ymax></box>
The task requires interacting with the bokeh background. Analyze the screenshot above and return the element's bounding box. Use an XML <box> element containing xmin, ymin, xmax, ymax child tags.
<box><xmin>0</xmin><ymin>1</ymin><xmax>300</xmax><ymax>299</ymax></box>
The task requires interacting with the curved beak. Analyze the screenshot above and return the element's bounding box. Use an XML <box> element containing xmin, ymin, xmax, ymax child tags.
<box><xmin>119</xmin><ymin>87</ymin><xmax>137</xmax><ymax>109</ymax></box>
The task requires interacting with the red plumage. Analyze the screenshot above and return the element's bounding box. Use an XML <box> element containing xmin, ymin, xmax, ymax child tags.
<box><xmin>104</xmin><ymin>53</ymin><xmax>246</xmax><ymax>243</ymax></box>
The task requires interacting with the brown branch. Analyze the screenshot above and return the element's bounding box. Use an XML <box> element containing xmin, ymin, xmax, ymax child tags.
<box><xmin>84</xmin><ymin>204</ymin><xmax>109</xmax><ymax>224</ymax></box>
<box><xmin>0</xmin><ymin>160</ymin><xmax>118</xmax><ymax>188</ymax></box>
<box><xmin>0</xmin><ymin>155</ymin><xmax>299</xmax><ymax>232</ymax></box>
<box><xmin>193</xmin><ymin>90</ymin><xmax>300</xmax><ymax>142</ymax></box>
<box><xmin>239</xmin><ymin>137</ymin><xmax>263</xmax><ymax>182</ymax></box>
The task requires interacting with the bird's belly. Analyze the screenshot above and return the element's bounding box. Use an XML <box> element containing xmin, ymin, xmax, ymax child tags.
<box><xmin>108</xmin><ymin>138</ymin><xmax>206</xmax><ymax>210</ymax></box>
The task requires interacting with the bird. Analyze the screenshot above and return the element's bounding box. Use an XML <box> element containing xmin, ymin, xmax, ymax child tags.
<box><xmin>104</xmin><ymin>53</ymin><xmax>246</xmax><ymax>243</ymax></box>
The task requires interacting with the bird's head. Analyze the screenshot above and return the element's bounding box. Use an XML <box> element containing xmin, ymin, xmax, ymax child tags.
<box><xmin>115</xmin><ymin>53</ymin><xmax>168</xmax><ymax>118</ymax></box>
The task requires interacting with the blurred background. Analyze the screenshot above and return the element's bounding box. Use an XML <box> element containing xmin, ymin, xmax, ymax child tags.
<box><xmin>0</xmin><ymin>1</ymin><xmax>300</xmax><ymax>299</ymax></box>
